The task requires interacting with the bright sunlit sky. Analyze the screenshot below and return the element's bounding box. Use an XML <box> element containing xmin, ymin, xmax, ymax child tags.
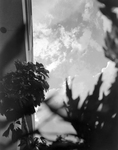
<box><xmin>32</xmin><ymin>0</ymin><xmax>117</xmax><ymax>135</ymax></box>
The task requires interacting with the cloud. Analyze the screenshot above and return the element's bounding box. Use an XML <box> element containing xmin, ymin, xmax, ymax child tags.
<box><xmin>82</xmin><ymin>0</ymin><xmax>93</xmax><ymax>21</ymax></box>
<box><xmin>100</xmin><ymin>61</ymin><xmax>117</xmax><ymax>97</ymax></box>
<box><xmin>32</xmin><ymin>0</ymin><xmax>57</xmax><ymax>25</ymax></box>
<box><xmin>50</xmin><ymin>0</ymin><xmax>86</xmax><ymax>25</ymax></box>
<box><xmin>79</xmin><ymin>28</ymin><xmax>92</xmax><ymax>51</ymax></box>
<box><xmin>46</xmin><ymin>54</ymin><xmax>65</xmax><ymax>72</ymax></box>
<box><xmin>71</xmin><ymin>41</ymin><xmax>82</xmax><ymax>52</ymax></box>
<box><xmin>33</xmin><ymin>0</ymin><xmax>114</xmax><ymax>136</ymax></box>
<box><xmin>33</xmin><ymin>0</ymin><xmax>105</xmax><ymax>65</ymax></box>
<box><xmin>34</xmin><ymin>37</ymin><xmax>49</xmax><ymax>57</ymax></box>
<box><xmin>34</xmin><ymin>24</ymin><xmax>88</xmax><ymax>72</ymax></box>
<box><xmin>59</xmin><ymin>26</ymin><xmax>72</xmax><ymax>49</ymax></box>
<box><xmin>59</xmin><ymin>25</ymin><xmax>101</xmax><ymax>55</ymax></box>
<box><xmin>59</xmin><ymin>25</ymin><xmax>87</xmax><ymax>54</ymax></box>
<box><xmin>33</xmin><ymin>0</ymin><xmax>86</xmax><ymax>26</ymax></box>
<box><xmin>101</xmin><ymin>15</ymin><xmax>111</xmax><ymax>32</ymax></box>
<box><xmin>34</xmin><ymin>34</ymin><xmax>66</xmax><ymax>72</ymax></box>
<box><xmin>33</xmin><ymin>23</ymin><xmax>52</xmax><ymax>36</ymax></box>
<box><xmin>72</xmin><ymin>79</ymin><xmax>87</xmax><ymax>106</ymax></box>
<box><xmin>34</xmin><ymin>31</ymin><xmax>62</xmax><ymax>59</ymax></box>
<box><xmin>90</xmin><ymin>38</ymin><xmax>102</xmax><ymax>52</ymax></box>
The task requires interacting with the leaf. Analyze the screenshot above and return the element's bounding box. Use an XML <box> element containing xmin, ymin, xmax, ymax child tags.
<box><xmin>2</xmin><ymin>123</ymin><xmax>14</xmax><ymax>137</ymax></box>
<box><xmin>0</xmin><ymin>60</ymin><xmax>49</xmax><ymax>120</ymax></box>
<box><xmin>18</xmin><ymin>139</ymin><xmax>26</xmax><ymax>147</ymax></box>
<box><xmin>103</xmin><ymin>25</ymin><xmax>118</xmax><ymax>64</ymax></box>
<box><xmin>97</xmin><ymin>0</ymin><xmax>118</xmax><ymax>8</ymax></box>
<box><xmin>66</xmin><ymin>79</ymin><xmax>72</xmax><ymax>101</ymax></box>
<box><xmin>9</xmin><ymin>123</ymin><xmax>14</xmax><ymax>131</ymax></box>
<box><xmin>12</xmin><ymin>127</ymin><xmax>23</xmax><ymax>142</ymax></box>
<box><xmin>2</xmin><ymin>128</ymin><xmax>10</xmax><ymax>137</ymax></box>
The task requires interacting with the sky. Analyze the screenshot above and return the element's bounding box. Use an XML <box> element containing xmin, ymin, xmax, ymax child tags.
<box><xmin>32</xmin><ymin>0</ymin><xmax>117</xmax><ymax>138</ymax></box>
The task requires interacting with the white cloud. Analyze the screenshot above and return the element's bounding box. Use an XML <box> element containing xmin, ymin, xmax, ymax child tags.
<box><xmin>33</xmin><ymin>23</ymin><xmax>52</xmax><ymax>36</ymax></box>
<box><xmin>46</xmin><ymin>60</ymin><xmax>60</xmax><ymax>72</ymax></box>
<box><xmin>71</xmin><ymin>41</ymin><xmax>82</xmax><ymax>52</ymax></box>
<box><xmin>59</xmin><ymin>26</ymin><xmax>72</xmax><ymax>49</ymax></box>
<box><xmin>59</xmin><ymin>25</ymin><xmax>87</xmax><ymax>53</ymax></box>
<box><xmin>59</xmin><ymin>25</ymin><xmax>93</xmax><ymax>55</ymax></box>
<box><xmin>82</xmin><ymin>0</ymin><xmax>93</xmax><ymax>21</ymax></box>
<box><xmin>101</xmin><ymin>61</ymin><xmax>117</xmax><ymax>95</ymax></box>
<box><xmin>101</xmin><ymin>61</ymin><xmax>117</xmax><ymax>83</ymax></box>
<box><xmin>34</xmin><ymin>38</ymin><xmax>49</xmax><ymax>57</ymax></box>
<box><xmin>48</xmin><ymin>40</ymin><xmax>61</xmax><ymax>56</ymax></box>
<box><xmin>79</xmin><ymin>28</ymin><xmax>92</xmax><ymax>51</ymax></box>
<box><xmin>72</xmin><ymin>79</ymin><xmax>86</xmax><ymax>99</ymax></box>
<box><xmin>71</xmin><ymin>26</ymin><xmax>80</xmax><ymax>35</ymax></box>
<box><xmin>34</xmin><ymin>29</ymin><xmax>62</xmax><ymax>59</ymax></box>
<box><xmin>48</xmin><ymin>0</ymin><xmax>86</xmax><ymax>25</ymax></box>
<box><xmin>46</xmin><ymin>52</ymin><xmax>66</xmax><ymax>72</ymax></box>
<box><xmin>33</xmin><ymin>0</ymin><xmax>86</xmax><ymax>26</ymax></box>
<box><xmin>90</xmin><ymin>38</ymin><xmax>102</xmax><ymax>51</ymax></box>
<box><xmin>33</xmin><ymin>0</ymin><xmax>57</xmax><ymax>25</ymax></box>
<box><xmin>101</xmin><ymin>15</ymin><xmax>111</xmax><ymax>32</ymax></box>
<box><xmin>34</xmin><ymin>24</ymin><xmax>81</xmax><ymax>59</ymax></box>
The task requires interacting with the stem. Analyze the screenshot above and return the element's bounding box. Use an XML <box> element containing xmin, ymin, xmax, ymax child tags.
<box><xmin>22</xmin><ymin>116</ymin><xmax>29</xmax><ymax>134</ymax></box>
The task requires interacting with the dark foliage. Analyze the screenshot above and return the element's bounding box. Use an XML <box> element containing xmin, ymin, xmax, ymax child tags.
<box><xmin>98</xmin><ymin>0</ymin><xmax>118</xmax><ymax>66</ymax></box>
<box><xmin>0</xmin><ymin>61</ymin><xmax>49</xmax><ymax>149</ymax></box>
<box><xmin>0</xmin><ymin>61</ymin><xmax>49</xmax><ymax>121</ymax></box>
<box><xmin>44</xmin><ymin>72</ymin><xmax>118</xmax><ymax>150</ymax></box>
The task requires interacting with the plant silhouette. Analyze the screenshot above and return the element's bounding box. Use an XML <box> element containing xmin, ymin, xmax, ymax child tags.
<box><xmin>0</xmin><ymin>61</ymin><xmax>49</xmax><ymax>150</ymax></box>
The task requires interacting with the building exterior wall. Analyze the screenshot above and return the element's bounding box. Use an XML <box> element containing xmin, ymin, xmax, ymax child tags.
<box><xmin>0</xmin><ymin>0</ymin><xmax>26</xmax><ymax>74</ymax></box>
<box><xmin>0</xmin><ymin>0</ymin><xmax>33</xmax><ymax>149</ymax></box>
<box><xmin>0</xmin><ymin>0</ymin><xmax>33</xmax><ymax>74</ymax></box>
